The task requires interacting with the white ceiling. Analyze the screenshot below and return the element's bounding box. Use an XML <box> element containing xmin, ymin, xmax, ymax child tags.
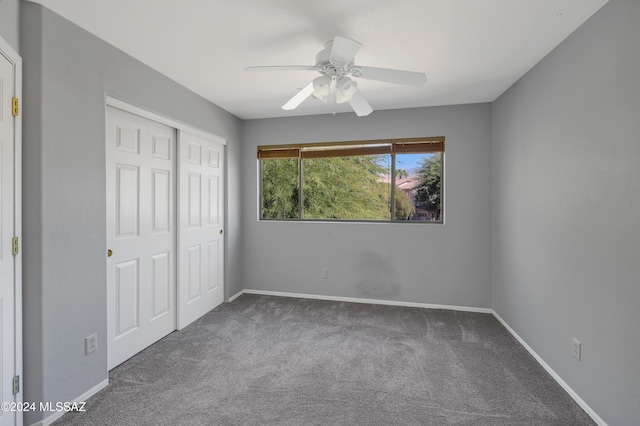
<box><xmin>30</xmin><ymin>0</ymin><xmax>608</xmax><ymax>120</ymax></box>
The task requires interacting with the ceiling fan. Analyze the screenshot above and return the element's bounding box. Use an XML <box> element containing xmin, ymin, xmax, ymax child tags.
<box><xmin>245</xmin><ymin>36</ymin><xmax>427</xmax><ymax>117</ymax></box>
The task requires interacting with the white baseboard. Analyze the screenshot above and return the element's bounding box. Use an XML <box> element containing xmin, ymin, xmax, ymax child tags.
<box><xmin>492</xmin><ymin>312</ymin><xmax>606</xmax><ymax>426</ymax></box>
<box><xmin>238</xmin><ymin>289</ymin><xmax>493</xmax><ymax>313</ymax></box>
<box><xmin>227</xmin><ymin>289</ymin><xmax>245</xmax><ymax>303</ymax></box>
<box><xmin>32</xmin><ymin>379</ymin><xmax>109</xmax><ymax>426</ymax></box>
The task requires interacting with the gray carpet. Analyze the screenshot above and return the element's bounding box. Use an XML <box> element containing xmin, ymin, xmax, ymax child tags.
<box><xmin>54</xmin><ymin>294</ymin><xmax>595</xmax><ymax>425</ymax></box>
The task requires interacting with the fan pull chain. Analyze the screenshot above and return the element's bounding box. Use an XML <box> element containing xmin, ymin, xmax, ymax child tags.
<box><xmin>332</xmin><ymin>76</ymin><xmax>337</xmax><ymax>115</ymax></box>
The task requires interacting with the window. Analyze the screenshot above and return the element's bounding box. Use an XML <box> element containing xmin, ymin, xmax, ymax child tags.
<box><xmin>259</xmin><ymin>137</ymin><xmax>444</xmax><ymax>223</ymax></box>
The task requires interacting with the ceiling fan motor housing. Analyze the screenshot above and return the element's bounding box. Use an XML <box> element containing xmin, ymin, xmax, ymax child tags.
<box><xmin>315</xmin><ymin>41</ymin><xmax>352</xmax><ymax>77</ymax></box>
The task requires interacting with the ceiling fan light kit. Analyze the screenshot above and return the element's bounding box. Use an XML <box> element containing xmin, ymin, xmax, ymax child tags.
<box><xmin>311</xmin><ymin>75</ymin><xmax>332</xmax><ymax>102</ymax></box>
<box><xmin>336</xmin><ymin>77</ymin><xmax>357</xmax><ymax>104</ymax></box>
<box><xmin>245</xmin><ymin>36</ymin><xmax>427</xmax><ymax>117</ymax></box>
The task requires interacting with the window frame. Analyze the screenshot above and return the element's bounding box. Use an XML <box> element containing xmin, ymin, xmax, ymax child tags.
<box><xmin>258</xmin><ymin>137</ymin><xmax>445</xmax><ymax>224</ymax></box>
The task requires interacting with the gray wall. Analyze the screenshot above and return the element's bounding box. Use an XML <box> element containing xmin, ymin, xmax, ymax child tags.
<box><xmin>0</xmin><ymin>0</ymin><xmax>19</xmax><ymax>51</ymax></box>
<box><xmin>242</xmin><ymin>104</ymin><xmax>492</xmax><ymax>309</ymax></box>
<box><xmin>20</xmin><ymin>4</ymin><xmax>243</xmax><ymax>424</ymax></box>
<box><xmin>16</xmin><ymin>0</ymin><xmax>638</xmax><ymax>424</ymax></box>
<box><xmin>491</xmin><ymin>0</ymin><xmax>640</xmax><ymax>424</ymax></box>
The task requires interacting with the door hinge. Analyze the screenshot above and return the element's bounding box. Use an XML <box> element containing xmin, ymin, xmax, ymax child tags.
<box><xmin>12</xmin><ymin>237</ymin><xmax>19</xmax><ymax>255</ymax></box>
<box><xmin>12</xmin><ymin>375</ymin><xmax>19</xmax><ymax>395</ymax></box>
<box><xmin>12</xmin><ymin>97</ymin><xmax>19</xmax><ymax>117</ymax></box>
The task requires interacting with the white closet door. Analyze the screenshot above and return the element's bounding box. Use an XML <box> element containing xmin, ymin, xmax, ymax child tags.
<box><xmin>106</xmin><ymin>106</ymin><xmax>176</xmax><ymax>370</ymax></box>
<box><xmin>0</xmin><ymin>48</ymin><xmax>17</xmax><ymax>426</ymax></box>
<box><xmin>177</xmin><ymin>131</ymin><xmax>224</xmax><ymax>329</ymax></box>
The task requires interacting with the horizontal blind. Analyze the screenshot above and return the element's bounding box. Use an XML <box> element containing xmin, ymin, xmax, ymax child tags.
<box><xmin>258</xmin><ymin>136</ymin><xmax>444</xmax><ymax>159</ymax></box>
<box><xmin>394</xmin><ymin>139</ymin><xmax>444</xmax><ymax>154</ymax></box>
<box><xmin>302</xmin><ymin>144</ymin><xmax>391</xmax><ymax>159</ymax></box>
<box><xmin>257</xmin><ymin>147</ymin><xmax>300</xmax><ymax>159</ymax></box>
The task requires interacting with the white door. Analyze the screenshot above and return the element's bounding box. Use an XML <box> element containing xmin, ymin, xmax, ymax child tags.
<box><xmin>177</xmin><ymin>131</ymin><xmax>224</xmax><ymax>329</ymax></box>
<box><xmin>106</xmin><ymin>107</ymin><xmax>177</xmax><ymax>369</ymax></box>
<box><xmin>0</xmin><ymin>44</ymin><xmax>20</xmax><ymax>426</ymax></box>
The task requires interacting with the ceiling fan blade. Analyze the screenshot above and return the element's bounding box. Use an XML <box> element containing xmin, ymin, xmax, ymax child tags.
<box><xmin>348</xmin><ymin>90</ymin><xmax>373</xmax><ymax>117</ymax></box>
<box><xmin>282</xmin><ymin>81</ymin><xmax>315</xmax><ymax>110</ymax></box>
<box><xmin>330</xmin><ymin>36</ymin><xmax>362</xmax><ymax>64</ymax></box>
<box><xmin>355</xmin><ymin>66</ymin><xmax>427</xmax><ymax>87</ymax></box>
<box><xmin>245</xmin><ymin>65</ymin><xmax>320</xmax><ymax>72</ymax></box>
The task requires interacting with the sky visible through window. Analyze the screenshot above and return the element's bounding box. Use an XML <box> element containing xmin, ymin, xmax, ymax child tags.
<box><xmin>397</xmin><ymin>153</ymin><xmax>436</xmax><ymax>173</ymax></box>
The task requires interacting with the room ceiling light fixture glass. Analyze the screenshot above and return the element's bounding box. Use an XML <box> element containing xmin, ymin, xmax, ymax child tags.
<box><xmin>336</xmin><ymin>76</ymin><xmax>358</xmax><ymax>104</ymax></box>
<box><xmin>312</xmin><ymin>75</ymin><xmax>332</xmax><ymax>102</ymax></box>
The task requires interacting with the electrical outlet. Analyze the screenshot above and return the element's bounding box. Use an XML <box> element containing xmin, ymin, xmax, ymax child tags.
<box><xmin>321</xmin><ymin>268</ymin><xmax>328</xmax><ymax>279</ymax></box>
<box><xmin>85</xmin><ymin>334</ymin><xmax>98</xmax><ymax>355</ymax></box>
<box><xmin>572</xmin><ymin>338</ymin><xmax>581</xmax><ymax>361</ymax></box>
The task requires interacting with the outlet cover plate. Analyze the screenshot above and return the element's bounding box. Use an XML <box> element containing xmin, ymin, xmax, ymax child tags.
<box><xmin>85</xmin><ymin>333</ymin><xmax>98</xmax><ymax>355</ymax></box>
<box><xmin>572</xmin><ymin>338</ymin><xmax>581</xmax><ymax>361</ymax></box>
